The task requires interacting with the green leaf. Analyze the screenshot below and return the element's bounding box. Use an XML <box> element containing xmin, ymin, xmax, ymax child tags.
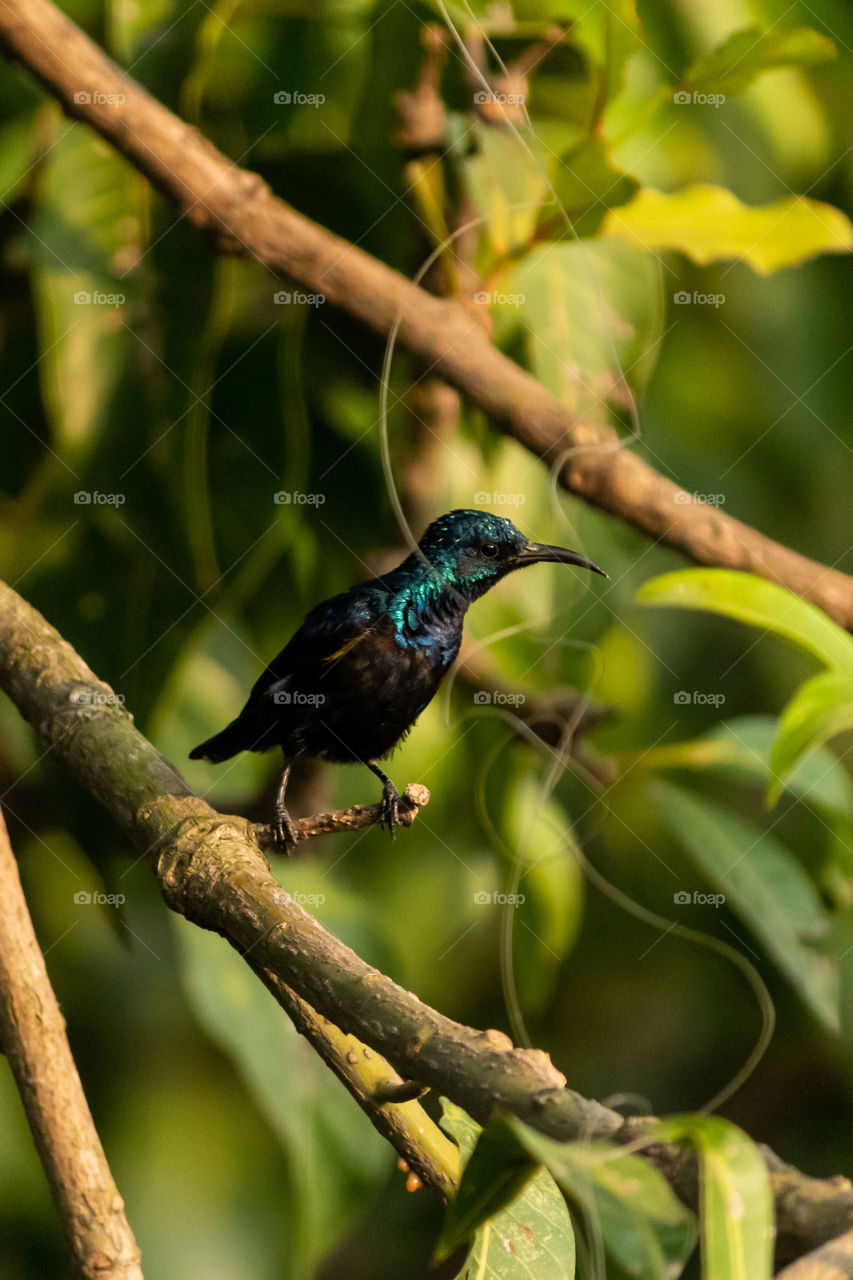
<box><xmin>651</xmin><ymin>1116</ymin><xmax>773</xmax><ymax>1280</ymax></box>
<box><xmin>504</xmin><ymin>1117</ymin><xmax>696</xmax><ymax>1278</ymax></box>
<box><xmin>636</xmin><ymin>569</ymin><xmax>853</xmax><ymax>671</ymax></box>
<box><xmin>653</xmin><ymin>781</ymin><xmax>838</xmax><ymax>1030</ymax></box>
<box><xmin>464</xmin><ymin>125</ymin><xmax>550</xmax><ymax>258</ymax></box>
<box><xmin>637</xmin><ymin>715</ymin><xmax>853</xmax><ymax>815</ymax></box>
<box><xmin>31</xmin><ymin>119</ymin><xmax>145</xmax><ymax>457</ymax></box>
<box><xmin>439</xmin><ymin>1103</ymin><xmax>575</xmax><ymax>1279</ymax></box>
<box><xmin>502</xmin><ymin>774</ymin><xmax>584</xmax><ymax>1016</ymax></box>
<box><xmin>603</xmin><ymin>183</ymin><xmax>853</xmax><ymax>274</ymax></box>
<box><xmin>437</xmin><ymin>1113</ymin><xmax>539</xmax><ymax>1257</ymax></box>
<box><xmin>503</xmin><ymin>239</ymin><xmax>664</xmax><ymax>418</ymax></box>
<box><xmin>682</xmin><ymin>26</ymin><xmax>836</xmax><ymax>98</ymax></box>
<box><xmin>540</xmin><ymin>137</ymin><xmax>639</xmax><ymax>238</ymax></box>
<box><xmin>769</xmin><ymin>671</ymin><xmax>853</xmax><ymax>805</ymax></box>
<box><xmin>566</xmin><ymin>0</ymin><xmax>644</xmax><ymax>107</ymax></box>
<box><xmin>175</xmin><ymin>917</ymin><xmax>387</xmax><ymax>1274</ymax></box>
<box><xmin>108</xmin><ymin>0</ymin><xmax>181</xmax><ymax>62</ymax></box>
<box><xmin>0</xmin><ymin>112</ymin><xmax>38</xmax><ymax>205</ymax></box>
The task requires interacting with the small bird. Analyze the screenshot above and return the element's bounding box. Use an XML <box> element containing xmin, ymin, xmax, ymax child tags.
<box><xmin>190</xmin><ymin>510</ymin><xmax>606</xmax><ymax>847</ymax></box>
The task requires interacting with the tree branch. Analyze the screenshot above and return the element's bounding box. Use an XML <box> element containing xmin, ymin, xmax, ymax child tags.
<box><xmin>776</xmin><ymin>1228</ymin><xmax>853</xmax><ymax>1279</ymax></box>
<box><xmin>2</xmin><ymin>574</ymin><xmax>853</xmax><ymax>1267</ymax></box>
<box><xmin>1</xmin><ymin>0</ymin><xmax>852</xmax><ymax>627</ymax></box>
<box><xmin>0</xmin><ymin>805</ymin><xmax>143</xmax><ymax>1279</ymax></box>
<box><xmin>249</xmin><ymin>965</ymin><xmax>460</xmax><ymax>1198</ymax></box>
<box><xmin>253</xmin><ymin>782</ymin><xmax>430</xmax><ymax>850</ymax></box>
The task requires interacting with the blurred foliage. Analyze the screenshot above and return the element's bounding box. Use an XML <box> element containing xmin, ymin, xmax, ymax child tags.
<box><xmin>1</xmin><ymin>0</ymin><xmax>853</xmax><ymax>1276</ymax></box>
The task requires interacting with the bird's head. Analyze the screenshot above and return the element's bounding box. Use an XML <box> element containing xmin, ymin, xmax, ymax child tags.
<box><xmin>414</xmin><ymin>509</ymin><xmax>607</xmax><ymax>602</ymax></box>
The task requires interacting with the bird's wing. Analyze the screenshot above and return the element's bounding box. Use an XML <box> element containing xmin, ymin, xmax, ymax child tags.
<box><xmin>245</xmin><ymin>590</ymin><xmax>380</xmax><ymax>705</ymax></box>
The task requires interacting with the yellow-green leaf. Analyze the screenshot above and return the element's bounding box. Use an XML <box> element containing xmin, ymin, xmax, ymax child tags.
<box><xmin>636</xmin><ymin>570</ymin><xmax>853</xmax><ymax>671</ymax></box>
<box><xmin>503</xmin><ymin>1117</ymin><xmax>696</xmax><ymax>1278</ymax></box>
<box><xmin>438</xmin><ymin>1104</ymin><xmax>575</xmax><ymax>1279</ymax></box>
<box><xmin>769</xmin><ymin>671</ymin><xmax>853</xmax><ymax>805</ymax></box>
<box><xmin>652</xmin><ymin>1116</ymin><xmax>774</xmax><ymax>1280</ymax></box>
<box><xmin>682</xmin><ymin>26</ymin><xmax>835</xmax><ymax>98</ymax></box>
<box><xmin>602</xmin><ymin>184</ymin><xmax>853</xmax><ymax>274</ymax></box>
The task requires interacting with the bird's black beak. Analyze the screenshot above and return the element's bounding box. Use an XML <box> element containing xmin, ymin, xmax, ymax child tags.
<box><xmin>515</xmin><ymin>543</ymin><xmax>609</xmax><ymax>578</ymax></box>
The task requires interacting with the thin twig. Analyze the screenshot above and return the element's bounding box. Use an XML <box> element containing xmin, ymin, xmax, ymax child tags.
<box><xmin>253</xmin><ymin>782</ymin><xmax>430</xmax><ymax>850</ymax></box>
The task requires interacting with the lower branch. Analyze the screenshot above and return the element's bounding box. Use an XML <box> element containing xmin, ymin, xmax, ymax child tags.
<box><xmin>1</xmin><ymin>0</ymin><xmax>852</xmax><ymax>628</ymax></box>
<box><xmin>251</xmin><ymin>964</ymin><xmax>460</xmax><ymax>1198</ymax></box>
<box><xmin>1</xmin><ymin>575</ymin><xmax>852</xmax><ymax>1267</ymax></box>
<box><xmin>0</xmin><ymin>807</ymin><xmax>143</xmax><ymax>1279</ymax></box>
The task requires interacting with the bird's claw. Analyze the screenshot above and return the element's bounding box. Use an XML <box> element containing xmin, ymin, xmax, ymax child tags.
<box><xmin>380</xmin><ymin>781</ymin><xmax>401</xmax><ymax>838</ymax></box>
<box><xmin>273</xmin><ymin>808</ymin><xmax>299</xmax><ymax>852</ymax></box>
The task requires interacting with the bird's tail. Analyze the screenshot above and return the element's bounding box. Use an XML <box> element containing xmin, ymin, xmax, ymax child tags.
<box><xmin>189</xmin><ymin>719</ymin><xmax>251</xmax><ymax>764</ymax></box>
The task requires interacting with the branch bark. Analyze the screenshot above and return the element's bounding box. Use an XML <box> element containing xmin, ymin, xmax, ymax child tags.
<box><xmin>2</xmin><ymin>574</ymin><xmax>853</xmax><ymax>1269</ymax></box>
<box><xmin>1</xmin><ymin>0</ymin><xmax>852</xmax><ymax>627</ymax></box>
<box><xmin>776</xmin><ymin>1228</ymin><xmax>853</xmax><ymax>1279</ymax></box>
<box><xmin>0</xmin><ymin>806</ymin><xmax>143</xmax><ymax>1279</ymax></box>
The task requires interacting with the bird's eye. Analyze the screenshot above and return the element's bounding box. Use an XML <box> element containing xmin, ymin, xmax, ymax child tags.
<box><xmin>480</xmin><ymin>541</ymin><xmax>499</xmax><ymax>558</ymax></box>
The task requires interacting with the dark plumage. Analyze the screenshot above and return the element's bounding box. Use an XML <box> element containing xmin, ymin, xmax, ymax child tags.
<box><xmin>190</xmin><ymin>510</ymin><xmax>606</xmax><ymax>847</ymax></box>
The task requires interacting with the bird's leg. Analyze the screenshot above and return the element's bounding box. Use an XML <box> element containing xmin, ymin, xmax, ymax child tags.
<box><xmin>366</xmin><ymin>760</ymin><xmax>401</xmax><ymax>838</ymax></box>
<box><xmin>273</xmin><ymin>762</ymin><xmax>299</xmax><ymax>850</ymax></box>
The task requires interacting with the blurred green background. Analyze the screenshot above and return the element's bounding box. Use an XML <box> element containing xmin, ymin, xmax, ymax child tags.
<box><xmin>1</xmin><ymin>0</ymin><xmax>853</xmax><ymax>1276</ymax></box>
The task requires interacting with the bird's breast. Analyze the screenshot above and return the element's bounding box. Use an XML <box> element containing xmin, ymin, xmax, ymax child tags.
<box><xmin>296</xmin><ymin>616</ymin><xmax>454</xmax><ymax>762</ymax></box>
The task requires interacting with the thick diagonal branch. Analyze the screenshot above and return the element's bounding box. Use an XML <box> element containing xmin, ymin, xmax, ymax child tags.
<box><xmin>0</xmin><ymin>807</ymin><xmax>143</xmax><ymax>1279</ymax></box>
<box><xmin>0</xmin><ymin>0</ymin><xmax>852</xmax><ymax>627</ymax></box>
